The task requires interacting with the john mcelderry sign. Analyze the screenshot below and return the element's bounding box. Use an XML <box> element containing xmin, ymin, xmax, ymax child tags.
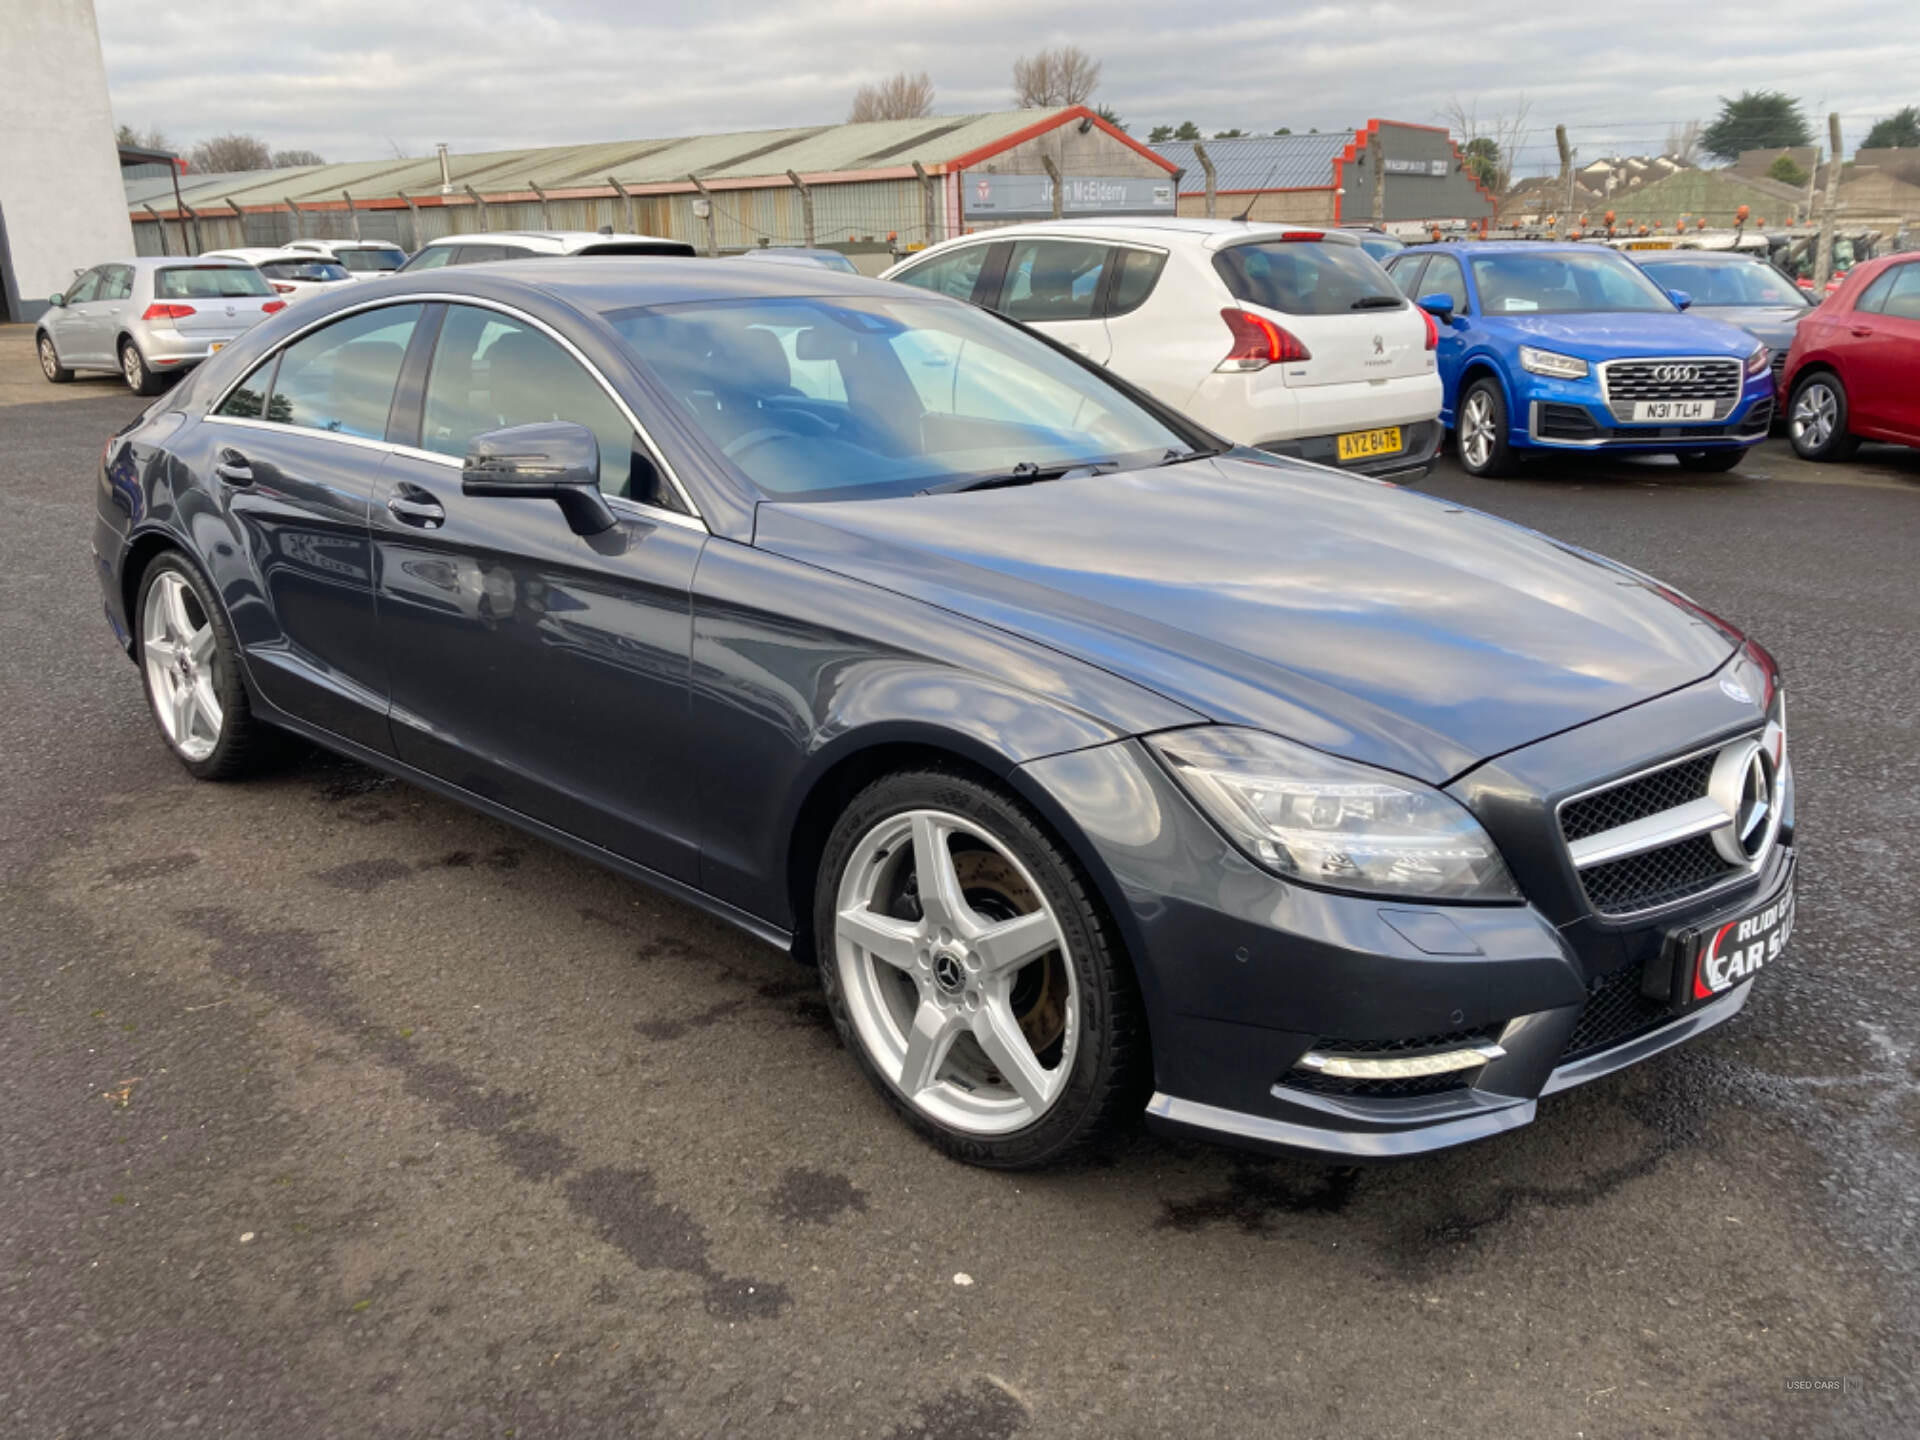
<box><xmin>964</xmin><ymin>174</ymin><xmax>1176</xmax><ymax>219</ymax></box>
<box><xmin>1384</xmin><ymin>158</ymin><xmax>1451</xmax><ymax>177</ymax></box>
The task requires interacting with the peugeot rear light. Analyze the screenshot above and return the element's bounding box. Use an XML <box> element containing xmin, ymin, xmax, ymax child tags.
<box><xmin>271</xmin><ymin>282</ymin><xmax>296</xmax><ymax>294</ymax></box>
<box><xmin>262</xmin><ymin>301</ymin><xmax>287</xmax><ymax>314</ymax></box>
<box><xmin>1218</xmin><ymin>308</ymin><xmax>1310</xmax><ymax>371</ymax></box>
<box><xmin>1419</xmin><ymin>306</ymin><xmax>1438</xmax><ymax>351</ymax></box>
<box><xmin>140</xmin><ymin>303</ymin><xmax>195</xmax><ymax>321</ymax></box>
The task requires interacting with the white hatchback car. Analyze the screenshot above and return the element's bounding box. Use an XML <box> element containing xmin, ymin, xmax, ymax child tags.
<box><xmin>284</xmin><ymin>238</ymin><xmax>408</xmax><ymax>279</ymax></box>
<box><xmin>885</xmin><ymin>219</ymin><xmax>1443</xmax><ymax>479</ymax></box>
<box><xmin>395</xmin><ymin>230</ymin><xmax>695</xmax><ymax>272</ymax></box>
<box><xmin>201</xmin><ymin>248</ymin><xmax>357</xmax><ymax>304</ymax></box>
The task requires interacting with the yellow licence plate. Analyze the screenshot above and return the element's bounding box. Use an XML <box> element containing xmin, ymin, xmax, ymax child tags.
<box><xmin>209</xmin><ymin>342</ymin><xmax>224</xmax><ymax>352</ymax></box>
<box><xmin>1337</xmin><ymin>426</ymin><xmax>1401</xmax><ymax>462</ymax></box>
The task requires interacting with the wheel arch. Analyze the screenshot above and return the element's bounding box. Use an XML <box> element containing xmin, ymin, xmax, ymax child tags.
<box><xmin>1458</xmin><ymin>356</ymin><xmax>1516</xmax><ymax>419</ymax></box>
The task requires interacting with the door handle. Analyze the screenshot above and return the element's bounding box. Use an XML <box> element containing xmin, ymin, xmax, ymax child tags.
<box><xmin>1850</xmin><ymin>327</ymin><xmax>1873</xmax><ymax>337</ymax></box>
<box><xmin>213</xmin><ymin>450</ymin><xmax>253</xmax><ymax>485</ymax></box>
<box><xmin>387</xmin><ymin>493</ymin><xmax>446</xmax><ymax>528</ymax></box>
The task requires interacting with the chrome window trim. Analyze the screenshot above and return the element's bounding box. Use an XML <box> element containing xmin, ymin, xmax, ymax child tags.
<box><xmin>201</xmin><ymin>415</ymin><xmax>706</xmax><ymax>534</ymax></box>
<box><xmin>202</xmin><ymin>290</ymin><xmax>707</xmax><ymax>529</ymax></box>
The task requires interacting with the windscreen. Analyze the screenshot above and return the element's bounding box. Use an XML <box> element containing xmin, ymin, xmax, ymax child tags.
<box><xmin>1470</xmin><ymin>251</ymin><xmax>1674</xmax><ymax>314</ymax></box>
<box><xmin>1638</xmin><ymin>258</ymin><xmax>1807</xmax><ymax>308</ymax></box>
<box><xmin>258</xmin><ymin>259</ymin><xmax>351</xmax><ymax>282</ymax></box>
<box><xmin>338</xmin><ymin>248</ymin><xmax>404</xmax><ymax>273</ymax></box>
<box><xmin>155</xmin><ymin>265</ymin><xmax>274</xmax><ymax>299</ymax></box>
<box><xmin>1213</xmin><ymin>239</ymin><xmax>1404</xmax><ymax>315</ymax></box>
<box><xmin>606</xmin><ymin>294</ymin><xmax>1191</xmax><ymax>503</ymax></box>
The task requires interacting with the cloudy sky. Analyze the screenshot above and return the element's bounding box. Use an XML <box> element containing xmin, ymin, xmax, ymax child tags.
<box><xmin>98</xmin><ymin>0</ymin><xmax>1919</xmax><ymax>175</ymax></box>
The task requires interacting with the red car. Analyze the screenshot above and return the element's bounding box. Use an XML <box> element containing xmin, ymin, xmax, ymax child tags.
<box><xmin>1781</xmin><ymin>252</ymin><xmax>1920</xmax><ymax>460</ymax></box>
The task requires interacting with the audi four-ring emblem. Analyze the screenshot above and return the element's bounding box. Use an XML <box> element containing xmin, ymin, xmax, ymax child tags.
<box><xmin>1651</xmin><ymin>364</ymin><xmax>1701</xmax><ymax>384</ymax></box>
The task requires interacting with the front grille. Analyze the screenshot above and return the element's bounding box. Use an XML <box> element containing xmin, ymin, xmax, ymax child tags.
<box><xmin>1769</xmin><ymin>351</ymin><xmax>1787</xmax><ymax>384</ymax></box>
<box><xmin>1579</xmin><ymin>833</ymin><xmax>1740</xmax><ymax>915</ymax></box>
<box><xmin>1562</xmin><ymin>958</ymin><xmax>1679</xmax><ymax>1061</ymax></box>
<box><xmin>1281</xmin><ymin>1028</ymin><xmax>1494</xmax><ymax>1100</ymax></box>
<box><xmin>1561</xmin><ymin>753</ymin><xmax>1715</xmax><ymax>841</ymax></box>
<box><xmin>1601</xmin><ymin>358</ymin><xmax>1743</xmax><ymax>423</ymax></box>
<box><xmin>1739</xmin><ymin>400</ymin><xmax>1773</xmax><ymax>434</ymax></box>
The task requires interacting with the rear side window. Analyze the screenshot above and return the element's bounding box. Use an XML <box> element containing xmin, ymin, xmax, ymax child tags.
<box><xmin>338</xmin><ymin>248</ymin><xmax>404</xmax><ymax>273</ymax></box>
<box><xmin>1213</xmin><ymin>240</ymin><xmax>1404</xmax><ymax>316</ymax></box>
<box><xmin>158</xmin><ymin>266</ymin><xmax>272</xmax><ymax>299</ymax></box>
<box><xmin>894</xmin><ymin>245</ymin><xmax>991</xmax><ymax>301</ymax></box>
<box><xmin>421</xmin><ymin>305</ymin><xmax>641</xmax><ymax>499</ymax></box>
<box><xmin>1108</xmin><ymin>248</ymin><xmax>1168</xmax><ymax>315</ymax></box>
<box><xmin>268</xmin><ymin>304</ymin><xmax>423</xmax><ymax>439</ymax></box>
<box><xmin>1000</xmin><ymin>239</ymin><xmax>1109</xmax><ymax>322</ymax></box>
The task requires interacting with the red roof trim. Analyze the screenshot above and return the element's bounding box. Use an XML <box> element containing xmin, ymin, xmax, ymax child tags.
<box><xmin>938</xmin><ymin>106</ymin><xmax>1179</xmax><ymax>176</ymax></box>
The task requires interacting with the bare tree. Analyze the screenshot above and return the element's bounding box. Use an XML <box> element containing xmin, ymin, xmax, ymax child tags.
<box><xmin>1440</xmin><ymin>96</ymin><xmax>1533</xmax><ymax>214</ymax></box>
<box><xmin>271</xmin><ymin>148</ymin><xmax>326</xmax><ymax>167</ymax></box>
<box><xmin>849</xmin><ymin>71</ymin><xmax>935</xmax><ymax>123</ymax></box>
<box><xmin>1012</xmin><ymin>46</ymin><xmax>1101</xmax><ymax>108</ymax></box>
<box><xmin>188</xmin><ymin>132</ymin><xmax>273</xmax><ymax>173</ymax></box>
<box><xmin>1665</xmin><ymin>119</ymin><xmax>1703</xmax><ymax>164</ymax></box>
<box><xmin>115</xmin><ymin>123</ymin><xmax>172</xmax><ymax>152</ymax></box>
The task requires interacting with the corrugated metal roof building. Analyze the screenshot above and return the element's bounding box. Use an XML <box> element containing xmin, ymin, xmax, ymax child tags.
<box><xmin>127</xmin><ymin>107</ymin><xmax>1179</xmax><ymax>264</ymax></box>
<box><xmin>1152</xmin><ymin>122</ymin><xmax>1494</xmax><ymax>226</ymax></box>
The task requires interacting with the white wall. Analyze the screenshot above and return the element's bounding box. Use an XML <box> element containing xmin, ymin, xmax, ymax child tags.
<box><xmin>0</xmin><ymin>0</ymin><xmax>135</xmax><ymax>322</ymax></box>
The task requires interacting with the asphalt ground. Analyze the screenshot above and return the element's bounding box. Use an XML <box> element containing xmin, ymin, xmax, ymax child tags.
<box><xmin>3</xmin><ymin>322</ymin><xmax>1916</xmax><ymax>1439</ymax></box>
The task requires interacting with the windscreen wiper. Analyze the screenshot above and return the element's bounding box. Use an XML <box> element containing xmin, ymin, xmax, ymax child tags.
<box><xmin>919</xmin><ymin>460</ymin><xmax>1118</xmax><ymax>496</ymax></box>
<box><xmin>1350</xmin><ymin>295</ymin><xmax>1406</xmax><ymax>310</ymax></box>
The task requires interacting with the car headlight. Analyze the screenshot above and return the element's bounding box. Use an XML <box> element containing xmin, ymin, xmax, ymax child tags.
<box><xmin>1519</xmin><ymin>346</ymin><xmax>1589</xmax><ymax>379</ymax></box>
<box><xmin>1745</xmin><ymin>342</ymin><xmax>1770</xmax><ymax>376</ymax></box>
<box><xmin>1146</xmin><ymin>727</ymin><xmax>1521</xmax><ymax>902</ymax></box>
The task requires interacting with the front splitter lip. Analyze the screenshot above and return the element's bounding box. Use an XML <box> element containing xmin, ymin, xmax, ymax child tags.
<box><xmin>1145</xmin><ymin>978</ymin><xmax>1754</xmax><ymax>1160</ymax></box>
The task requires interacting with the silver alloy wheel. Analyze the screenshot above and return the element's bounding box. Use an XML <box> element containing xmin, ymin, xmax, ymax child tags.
<box><xmin>834</xmin><ymin>809</ymin><xmax>1077</xmax><ymax>1136</ymax></box>
<box><xmin>39</xmin><ymin>337</ymin><xmax>59</xmax><ymax>379</ymax></box>
<box><xmin>142</xmin><ymin>571</ymin><xmax>223</xmax><ymax>762</ymax></box>
<box><xmin>1459</xmin><ymin>390</ymin><xmax>1495</xmax><ymax>470</ymax></box>
<box><xmin>1791</xmin><ymin>380</ymin><xmax>1837</xmax><ymax>449</ymax></box>
<box><xmin>122</xmin><ymin>343</ymin><xmax>143</xmax><ymax>390</ymax></box>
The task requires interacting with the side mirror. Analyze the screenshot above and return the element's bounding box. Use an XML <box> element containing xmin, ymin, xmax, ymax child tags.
<box><xmin>1417</xmin><ymin>292</ymin><xmax>1456</xmax><ymax>322</ymax></box>
<box><xmin>462</xmin><ymin>421</ymin><xmax>616</xmax><ymax>536</ymax></box>
<box><xmin>1667</xmin><ymin>288</ymin><xmax>1693</xmax><ymax>311</ymax></box>
<box><xmin>48</xmin><ymin>293</ymin><xmax>65</xmax><ymax>308</ymax></box>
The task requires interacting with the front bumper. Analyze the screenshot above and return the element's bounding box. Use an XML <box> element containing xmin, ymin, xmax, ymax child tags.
<box><xmin>1013</xmin><ymin>668</ymin><xmax>1791</xmax><ymax>1161</ymax></box>
<box><xmin>1515</xmin><ymin>369</ymin><xmax>1775</xmax><ymax>452</ymax></box>
<box><xmin>1258</xmin><ymin>418</ymin><xmax>1444</xmax><ymax>480</ymax></box>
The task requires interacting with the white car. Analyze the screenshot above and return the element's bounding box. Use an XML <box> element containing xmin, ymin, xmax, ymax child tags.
<box><xmin>284</xmin><ymin>238</ymin><xmax>408</xmax><ymax>279</ymax></box>
<box><xmin>201</xmin><ymin>248</ymin><xmax>356</xmax><ymax>304</ymax></box>
<box><xmin>884</xmin><ymin>219</ymin><xmax>1443</xmax><ymax>479</ymax></box>
<box><xmin>396</xmin><ymin>229</ymin><xmax>694</xmax><ymax>272</ymax></box>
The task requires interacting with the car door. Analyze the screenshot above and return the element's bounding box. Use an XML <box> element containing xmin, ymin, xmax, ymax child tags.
<box><xmin>1416</xmin><ymin>254</ymin><xmax>1473</xmax><ymax>420</ymax></box>
<box><xmin>200</xmin><ymin>302</ymin><xmax>424</xmax><ymax>751</ymax></box>
<box><xmin>53</xmin><ymin>267</ymin><xmax>106</xmax><ymax>364</ymax></box>
<box><xmin>992</xmin><ymin>237</ymin><xmax>1114</xmax><ymax>363</ymax></box>
<box><xmin>95</xmin><ymin>265</ymin><xmax>137</xmax><ymax>359</ymax></box>
<box><xmin>372</xmin><ymin>300</ymin><xmax>707</xmax><ymax>880</ymax></box>
<box><xmin>1841</xmin><ymin>262</ymin><xmax>1920</xmax><ymax>436</ymax></box>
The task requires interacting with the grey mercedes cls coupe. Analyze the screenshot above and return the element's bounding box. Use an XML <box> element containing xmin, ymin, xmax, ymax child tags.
<box><xmin>92</xmin><ymin>260</ymin><xmax>1795</xmax><ymax>1168</ymax></box>
<box><xmin>38</xmin><ymin>256</ymin><xmax>286</xmax><ymax>394</ymax></box>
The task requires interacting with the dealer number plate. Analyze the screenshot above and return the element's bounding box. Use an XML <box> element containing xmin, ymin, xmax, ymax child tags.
<box><xmin>1671</xmin><ymin>867</ymin><xmax>1794</xmax><ymax>1010</ymax></box>
<box><xmin>1632</xmin><ymin>400</ymin><xmax>1712</xmax><ymax>422</ymax></box>
<box><xmin>1337</xmin><ymin>426</ymin><xmax>1402</xmax><ymax>462</ymax></box>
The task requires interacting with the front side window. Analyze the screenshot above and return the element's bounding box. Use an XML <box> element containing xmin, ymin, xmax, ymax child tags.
<box><xmin>421</xmin><ymin>305</ymin><xmax>640</xmax><ymax>499</ymax></box>
<box><xmin>1422</xmin><ymin>254</ymin><xmax>1470</xmax><ymax>312</ymax></box>
<box><xmin>157</xmin><ymin>265</ymin><xmax>273</xmax><ymax>299</ymax></box>
<box><xmin>65</xmin><ymin>270</ymin><xmax>102</xmax><ymax>304</ymax></box>
<box><xmin>1213</xmin><ymin>239</ymin><xmax>1404</xmax><ymax>316</ymax></box>
<box><xmin>892</xmin><ymin>245</ymin><xmax>991</xmax><ymax>301</ymax></box>
<box><xmin>267</xmin><ymin>304</ymin><xmax>423</xmax><ymax>439</ymax></box>
<box><xmin>1387</xmin><ymin>255</ymin><xmax>1427</xmax><ymax>298</ymax></box>
<box><xmin>1000</xmin><ymin>240</ymin><xmax>1109</xmax><ymax>322</ymax></box>
<box><xmin>607</xmin><ymin>293</ymin><xmax>1192</xmax><ymax>503</ymax></box>
<box><xmin>401</xmin><ymin>246</ymin><xmax>454</xmax><ymax>272</ymax></box>
<box><xmin>1470</xmin><ymin>251</ymin><xmax>1673</xmax><ymax>314</ymax></box>
<box><xmin>1876</xmin><ymin>263</ymin><xmax>1920</xmax><ymax>321</ymax></box>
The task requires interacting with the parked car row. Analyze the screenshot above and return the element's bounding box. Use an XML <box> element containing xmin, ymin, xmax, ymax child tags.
<box><xmin>38</xmin><ymin>221</ymin><xmax>1920</xmax><ymax>469</ymax></box>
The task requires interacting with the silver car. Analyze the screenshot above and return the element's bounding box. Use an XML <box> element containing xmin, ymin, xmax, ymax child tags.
<box><xmin>36</xmin><ymin>257</ymin><xmax>286</xmax><ymax>394</ymax></box>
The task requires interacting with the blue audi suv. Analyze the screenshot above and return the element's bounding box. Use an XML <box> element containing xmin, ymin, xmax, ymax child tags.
<box><xmin>1385</xmin><ymin>242</ymin><xmax>1775</xmax><ymax>476</ymax></box>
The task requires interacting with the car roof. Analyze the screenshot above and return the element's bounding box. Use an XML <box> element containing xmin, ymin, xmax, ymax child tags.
<box><xmin>344</xmin><ymin>255</ymin><xmax>916</xmax><ymax>311</ymax></box>
<box><xmin>1623</xmin><ymin>249</ymin><xmax>1771</xmax><ymax>263</ymax></box>
<box><xmin>202</xmin><ymin>248</ymin><xmax>318</xmax><ymax>264</ymax></box>
<box><xmin>417</xmin><ymin>230</ymin><xmax>677</xmax><ymax>251</ymax></box>
<box><xmin>1400</xmin><ymin>240</ymin><xmax>1605</xmax><ymax>256</ymax></box>
<box><xmin>911</xmin><ymin>216</ymin><xmax>1362</xmax><ymax>254</ymax></box>
<box><xmin>289</xmin><ymin>238</ymin><xmax>404</xmax><ymax>251</ymax></box>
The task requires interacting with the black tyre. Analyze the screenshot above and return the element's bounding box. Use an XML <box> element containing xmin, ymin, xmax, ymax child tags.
<box><xmin>1675</xmin><ymin>448</ymin><xmax>1747</xmax><ymax>473</ymax></box>
<box><xmin>814</xmin><ymin>768</ymin><xmax>1145</xmax><ymax>1168</ymax></box>
<box><xmin>37</xmin><ymin>332</ymin><xmax>73</xmax><ymax>383</ymax></box>
<box><xmin>1455</xmin><ymin>378</ymin><xmax>1517</xmax><ymax>477</ymax></box>
<box><xmin>120</xmin><ymin>338</ymin><xmax>165</xmax><ymax>397</ymax></box>
<box><xmin>1787</xmin><ymin>371</ymin><xmax>1859</xmax><ymax>462</ymax></box>
<box><xmin>135</xmin><ymin>553</ymin><xmax>279</xmax><ymax>780</ymax></box>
